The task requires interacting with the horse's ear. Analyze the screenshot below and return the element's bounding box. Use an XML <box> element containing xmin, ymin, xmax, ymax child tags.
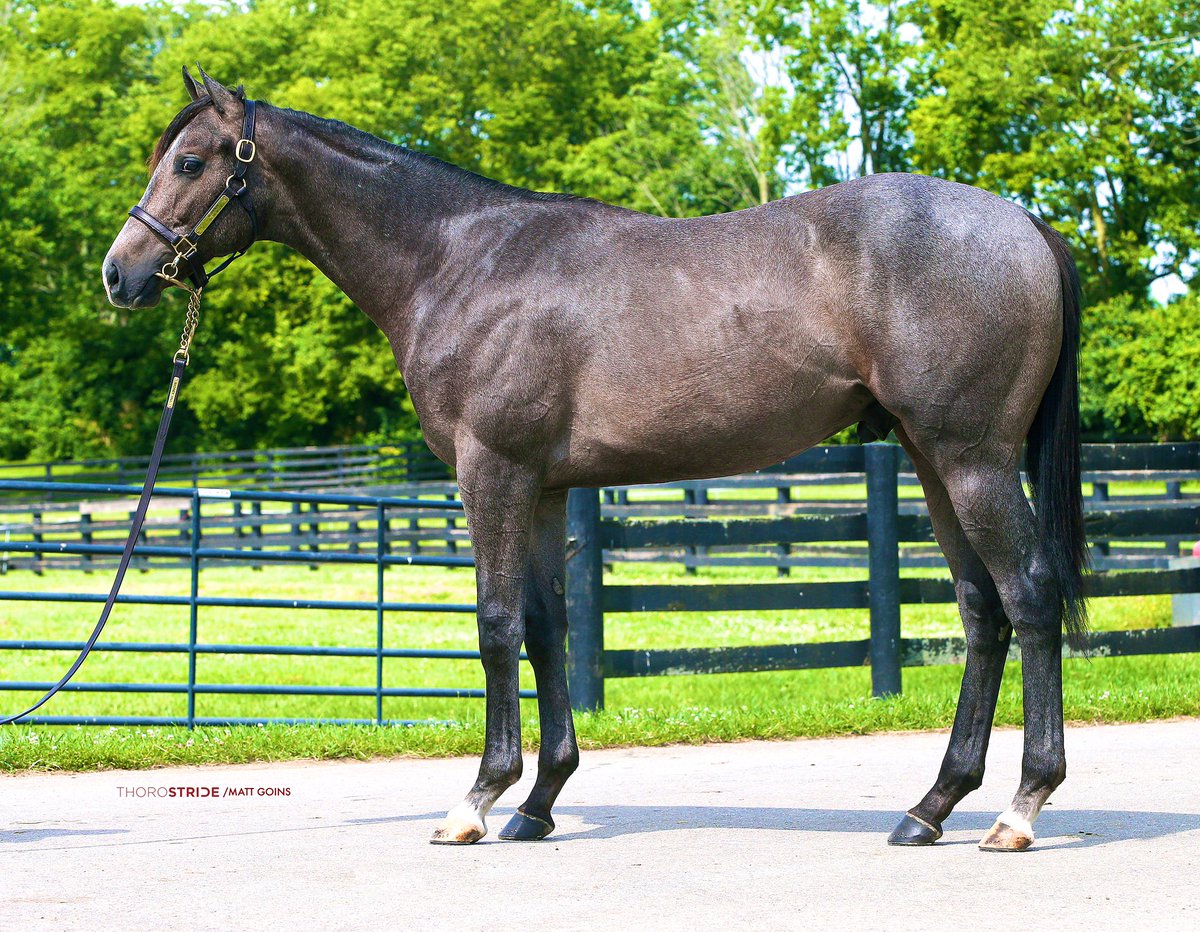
<box><xmin>196</xmin><ymin>64</ymin><xmax>238</xmax><ymax>116</ymax></box>
<box><xmin>182</xmin><ymin>65</ymin><xmax>204</xmax><ymax>102</ymax></box>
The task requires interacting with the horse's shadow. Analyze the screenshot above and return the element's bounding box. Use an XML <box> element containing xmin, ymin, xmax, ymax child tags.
<box><xmin>351</xmin><ymin>805</ymin><xmax>1200</xmax><ymax>851</ymax></box>
<box><xmin>1</xmin><ymin>827</ymin><xmax>129</xmax><ymax>843</ymax></box>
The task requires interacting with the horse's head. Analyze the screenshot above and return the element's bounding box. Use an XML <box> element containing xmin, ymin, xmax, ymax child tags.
<box><xmin>103</xmin><ymin>67</ymin><xmax>259</xmax><ymax>308</ymax></box>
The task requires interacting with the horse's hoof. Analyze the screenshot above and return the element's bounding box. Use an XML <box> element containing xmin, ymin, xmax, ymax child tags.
<box><xmin>979</xmin><ymin>818</ymin><xmax>1034</xmax><ymax>852</ymax></box>
<box><xmin>887</xmin><ymin>812</ymin><xmax>942</xmax><ymax>846</ymax></box>
<box><xmin>430</xmin><ymin>804</ymin><xmax>487</xmax><ymax>845</ymax></box>
<box><xmin>498</xmin><ymin>809</ymin><xmax>554</xmax><ymax>841</ymax></box>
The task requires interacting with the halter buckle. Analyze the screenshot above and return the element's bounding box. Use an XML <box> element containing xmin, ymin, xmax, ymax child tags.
<box><xmin>174</xmin><ymin>234</ymin><xmax>198</xmax><ymax>259</ymax></box>
<box><xmin>235</xmin><ymin>139</ymin><xmax>256</xmax><ymax>163</ymax></box>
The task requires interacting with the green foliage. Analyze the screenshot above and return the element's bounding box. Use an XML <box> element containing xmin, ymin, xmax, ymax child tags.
<box><xmin>0</xmin><ymin>0</ymin><xmax>1196</xmax><ymax>459</ymax></box>
<box><xmin>910</xmin><ymin>0</ymin><xmax>1200</xmax><ymax>304</ymax></box>
<box><xmin>1081</xmin><ymin>293</ymin><xmax>1200</xmax><ymax>440</ymax></box>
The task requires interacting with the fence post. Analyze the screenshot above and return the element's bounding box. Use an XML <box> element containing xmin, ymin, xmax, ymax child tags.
<box><xmin>232</xmin><ymin>501</ymin><xmax>245</xmax><ymax>555</ymax></box>
<box><xmin>187</xmin><ymin>493</ymin><xmax>201</xmax><ymax>729</ymax></box>
<box><xmin>376</xmin><ymin>502</ymin><xmax>386</xmax><ymax>725</ymax></box>
<box><xmin>565</xmin><ymin>487</ymin><xmax>604</xmax><ymax>712</ymax></box>
<box><xmin>80</xmin><ymin>511</ymin><xmax>94</xmax><ymax>574</ymax></box>
<box><xmin>32</xmin><ymin>509</ymin><xmax>44</xmax><ymax>576</ymax></box>
<box><xmin>251</xmin><ymin>500</ymin><xmax>264</xmax><ymax>571</ymax></box>
<box><xmin>866</xmin><ymin>443</ymin><xmax>902</xmax><ymax>697</ymax></box>
<box><xmin>445</xmin><ymin>493</ymin><xmax>458</xmax><ymax>556</ymax></box>
<box><xmin>308</xmin><ymin>502</ymin><xmax>320</xmax><ymax>570</ymax></box>
<box><xmin>134</xmin><ymin>509</ymin><xmax>149</xmax><ymax>574</ymax></box>
<box><xmin>1166</xmin><ymin>480</ymin><xmax>1181</xmax><ymax>553</ymax></box>
<box><xmin>1092</xmin><ymin>481</ymin><xmax>1110</xmax><ymax>556</ymax></box>
<box><xmin>289</xmin><ymin>500</ymin><xmax>301</xmax><ymax>556</ymax></box>
<box><xmin>683</xmin><ymin>487</ymin><xmax>698</xmax><ymax>575</ymax></box>
<box><xmin>776</xmin><ymin>484</ymin><xmax>792</xmax><ymax>577</ymax></box>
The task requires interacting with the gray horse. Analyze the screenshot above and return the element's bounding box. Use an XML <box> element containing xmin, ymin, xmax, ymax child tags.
<box><xmin>104</xmin><ymin>69</ymin><xmax>1087</xmax><ymax>852</ymax></box>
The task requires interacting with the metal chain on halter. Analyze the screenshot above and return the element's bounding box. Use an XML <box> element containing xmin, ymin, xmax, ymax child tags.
<box><xmin>174</xmin><ymin>287</ymin><xmax>203</xmax><ymax>365</ymax></box>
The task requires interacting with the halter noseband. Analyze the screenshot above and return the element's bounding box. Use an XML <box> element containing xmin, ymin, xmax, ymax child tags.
<box><xmin>129</xmin><ymin>98</ymin><xmax>259</xmax><ymax>292</ymax></box>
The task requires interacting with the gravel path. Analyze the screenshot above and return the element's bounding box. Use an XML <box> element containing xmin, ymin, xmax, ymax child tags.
<box><xmin>3</xmin><ymin>719</ymin><xmax>1198</xmax><ymax>929</ymax></box>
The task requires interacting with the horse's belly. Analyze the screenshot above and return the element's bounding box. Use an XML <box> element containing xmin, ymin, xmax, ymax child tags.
<box><xmin>549</xmin><ymin>355</ymin><xmax>868</xmax><ymax>488</ymax></box>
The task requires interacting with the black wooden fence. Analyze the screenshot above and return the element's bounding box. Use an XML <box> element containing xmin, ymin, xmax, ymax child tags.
<box><xmin>563</xmin><ymin>443</ymin><xmax>1200</xmax><ymax>710</ymax></box>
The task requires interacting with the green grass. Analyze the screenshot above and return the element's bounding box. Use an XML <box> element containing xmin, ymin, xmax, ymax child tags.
<box><xmin>1</xmin><ymin>557</ymin><xmax>1197</xmax><ymax>772</ymax></box>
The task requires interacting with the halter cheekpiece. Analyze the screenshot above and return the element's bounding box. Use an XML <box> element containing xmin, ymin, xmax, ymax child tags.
<box><xmin>129</xmin><ymin>98</ymin><xmax>259</xmax><ymax>292</ymax></box>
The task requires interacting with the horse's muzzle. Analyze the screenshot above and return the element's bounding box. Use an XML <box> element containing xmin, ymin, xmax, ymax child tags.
<box><xmin>103</xmin><ymin>257</ymin><xmax>165</xmax><ymax>309</ymax></box>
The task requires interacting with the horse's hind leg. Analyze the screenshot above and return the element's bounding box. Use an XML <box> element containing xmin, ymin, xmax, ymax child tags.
<box><xmin>935</xmin><ymin>459</ymin><xmax>1067</xmax><ymax>852</ymax></box>
<box><xmin>888</xmin><ymin>429</ymin><xmax>1013</xmax><ymax>846</ymax></box>
<box><xmin>498</xmin><ymin>490</ymin><xmax>580</xmax><ymax>841</ymax></box>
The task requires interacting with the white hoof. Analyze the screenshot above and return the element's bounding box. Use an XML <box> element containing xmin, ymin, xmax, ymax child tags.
<box><xmin>979</xmin><ymin>809</ymin><xmax>1036</xmax><ymax>852</ymax></box>
<box><xmin>430</xmin><ymin>802</ymin><xmax>487</xmax><ymax>845</ymax></box>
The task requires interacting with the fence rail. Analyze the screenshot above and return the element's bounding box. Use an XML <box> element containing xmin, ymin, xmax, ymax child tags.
<box><xmin>0</xmin><ymin>481</ymin><xmax>484</xmax><ymax>727</ymax></box>
<box><xmin>0</xmin><ymin>440</ymin><xmax>450</xmax><ymax>498</ymax></box>
<box><xmin>3</xmin><ymin>443</ymin><xmax>1195</xmax><ymax>575</ymax></box>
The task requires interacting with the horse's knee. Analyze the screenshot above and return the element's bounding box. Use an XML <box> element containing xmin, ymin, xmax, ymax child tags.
<box><xmin>477</xmin><ymin>613</ymin><xmax>524</xmax><ymax>664</ymax></box>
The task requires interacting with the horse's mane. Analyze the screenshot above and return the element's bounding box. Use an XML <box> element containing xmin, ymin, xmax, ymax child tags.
<box><xmin>280</xmin><ymin>106</ymin><xmax>591</xmax><ymax>205</ymax></box>
<box><xmin>149</xmin><ymin>92</ymin><xmax>595</xmax><ymax>206</ymax></box>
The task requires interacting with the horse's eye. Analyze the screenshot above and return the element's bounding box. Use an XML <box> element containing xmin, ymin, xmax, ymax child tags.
<box><xmin>178</xmin><ymin>156</ymin><xmax>204</xmax><ymax>175</ymax></box>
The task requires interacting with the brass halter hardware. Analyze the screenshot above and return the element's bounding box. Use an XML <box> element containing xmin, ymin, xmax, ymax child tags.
<box><xmin>129</xmin><ymin>97</ymin><xmax>259</xmax><ymax>300</ymax></box>
<box><xmin>173</xmin><ymin>286</ymin><xmax>203</xmax><ymax>366</ymax></box>
<box><xmin>127</xmin><ymin>97</ymin><xmax>259</xmax><ymax>366</ymax></box>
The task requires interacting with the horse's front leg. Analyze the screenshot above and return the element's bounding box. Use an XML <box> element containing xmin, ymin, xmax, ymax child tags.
<box><xmin>499</xmin><ymin>490</ymin><xmax>579</xmax><ymax>841</ymax></box>
<box><xmin>430</xmin><ymin>453</ymin><xmax>539</xmax><ymax>845</ymax></box>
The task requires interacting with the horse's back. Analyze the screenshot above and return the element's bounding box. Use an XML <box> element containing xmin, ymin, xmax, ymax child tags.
<box><xmin>429</xmin><ymin>173</ymin><xmax>1065</xmax><ymax>485</ymax></box>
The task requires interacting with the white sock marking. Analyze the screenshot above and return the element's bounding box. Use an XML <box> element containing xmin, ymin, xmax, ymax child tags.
<box><xmin>998</xmin><ymin>807</ymin><xmax>1035</xmax><ymax>839</ymax></box>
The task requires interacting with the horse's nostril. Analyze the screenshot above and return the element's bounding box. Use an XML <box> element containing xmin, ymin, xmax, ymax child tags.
<box><xmin>104</xmin><ymin>261</ymin><xmax>121</xmax><ymax>289</ymax></box>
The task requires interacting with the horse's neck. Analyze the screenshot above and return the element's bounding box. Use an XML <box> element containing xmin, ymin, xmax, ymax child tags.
<box><xmin>261</xmin><ymin>110</ymin><xmax>503</xmax><ymax>356</ymax></box>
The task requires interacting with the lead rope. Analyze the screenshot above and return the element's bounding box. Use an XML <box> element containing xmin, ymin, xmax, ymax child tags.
<box><xmin>1</xmin><ymin>293</ymin><xmax>201</xmax><ymax>725</ymax></box>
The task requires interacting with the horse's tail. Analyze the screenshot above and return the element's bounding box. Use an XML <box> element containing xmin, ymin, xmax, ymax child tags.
<box><xmin>1025</xmin><ymin>212</ymin><xmax>1089</xmax><ymax>652</ymax></box>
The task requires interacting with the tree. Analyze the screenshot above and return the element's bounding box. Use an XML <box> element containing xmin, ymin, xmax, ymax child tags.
<box><xmin>1080</xmin><ymin>293</ymin><xmax>1200</xmax><ymax>440</ymax></box>
<box><xmin>562</xmin><ymin>0</ymin><xmax>794</xmax><ymax>215</ymax></box>
<box><xmin>2</xmin><ymin>0</ymin><xmax>1199</xmax><ymax>457</ymax></box>
<box><xmin>768</xmin><ymin>0</ymin><xmax>925</xmax><ymax>185</ymax></box>
<box><xmin>910</xmin><ymin>0</ymin><xmax>1200</xmax><ymax>303</ymax></box>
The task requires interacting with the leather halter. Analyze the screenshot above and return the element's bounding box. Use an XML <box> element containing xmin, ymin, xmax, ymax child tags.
<box><xmin>129</xmin><ymin>98</ymin><xmax>259</xmax><ymax>291</ymax></box>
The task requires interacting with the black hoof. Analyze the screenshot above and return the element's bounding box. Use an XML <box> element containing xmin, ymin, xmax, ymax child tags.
<box><xmin>498</xmin><ymin>809</ymin><xmax>554</xmax><ymax>841</ymax></box>
<box><xmin>887</xmin><ymin>812</ymin><xmax>943</xmax><ymax>846</ymax></box>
